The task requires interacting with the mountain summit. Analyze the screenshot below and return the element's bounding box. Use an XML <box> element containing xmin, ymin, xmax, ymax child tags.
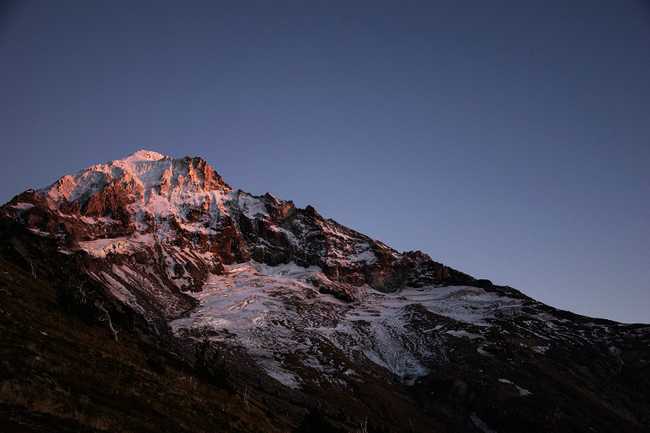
<box><xmin>45</xmin><ymin>150</ymin><xmax>231</xmax><ymax>220</ymax></box>
<box><xmin>1</xmin><ymin>150</ymin><xmax>649</xmax><ymax>433</ymax></box>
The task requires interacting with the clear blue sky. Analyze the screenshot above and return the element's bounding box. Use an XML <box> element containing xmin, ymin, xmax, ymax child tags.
<box><xmin>1</xmin><ymin>1</ymin><xmax>649</xmax><ymax>323</ymax></box>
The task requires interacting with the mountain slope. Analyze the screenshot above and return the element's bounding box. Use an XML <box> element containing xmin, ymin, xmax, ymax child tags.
<box><xmin>1</xmin><ymin>150</ymin><xmax>649</xmax><ymax>433</ymax></box>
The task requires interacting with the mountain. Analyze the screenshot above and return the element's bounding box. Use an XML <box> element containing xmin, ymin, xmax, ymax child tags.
<box><xmin>1</xmin><ymin>150</ymin><xmax>649</xmax><ymax>433</ymax></box>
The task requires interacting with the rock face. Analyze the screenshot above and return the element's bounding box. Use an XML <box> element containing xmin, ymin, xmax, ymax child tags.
<box><xmin>1</xmin><ymin>149</ymin><xmax>649</xmax><ymax>433</ymax></box>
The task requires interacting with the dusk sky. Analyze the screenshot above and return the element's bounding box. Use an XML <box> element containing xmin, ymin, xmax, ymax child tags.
<box><xmin>1</xmin><ymin>1</ymin><xmax>649</xmax><ymax>323</ymax></box>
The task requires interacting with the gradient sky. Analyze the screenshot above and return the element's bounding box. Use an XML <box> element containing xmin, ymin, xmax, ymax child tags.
<box><xmin>1</xmin><ymin>1</ymin><xmax>649</xmax><ymax>323</ymax></box>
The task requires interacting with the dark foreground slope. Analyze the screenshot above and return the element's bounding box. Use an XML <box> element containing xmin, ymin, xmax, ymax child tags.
<box><xmin>0</xmin><ymin>256</ymin><xmax>278</xmax><ymax>433</ymax></box>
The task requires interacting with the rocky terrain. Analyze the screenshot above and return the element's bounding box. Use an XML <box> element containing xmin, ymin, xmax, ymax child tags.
<box><xmin>1</xmin><ymin>150</ymin><xmax>649</xmax><ymax>433</ymax></box>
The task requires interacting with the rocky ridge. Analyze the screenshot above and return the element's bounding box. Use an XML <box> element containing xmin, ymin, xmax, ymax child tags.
<box><xmin>1</xmin><ymin>150</ymin><xmax>649</xmax><ymax>433</ymax></box>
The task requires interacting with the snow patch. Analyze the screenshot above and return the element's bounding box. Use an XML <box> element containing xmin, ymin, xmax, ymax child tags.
<box><xmin>470</xmin><ymin>414</ymin><xmax>496</xmax><ymax>433</ymax></box>
<box><xmin>348</xmin><ymin>247</ymin><xmax>377</xmax><ymax>264</ymax></box>
<box><xmin>498</xmin><ymin>378</ymin><xmax>532</xmax><ymax>397</ymax></box>
<box><xmin>236</xmin><ymin>192</ymin><xmax>268</xmax><ymax>219</ymax></box>
<box><xmin>78</xmin><ymin>233</ymin><xmax>154</xmax><ymax>258</ymax></box>
<box><xmin>10</xmin><ymin>202</ymin><xmax>34</xmax><ymax>210</ymax></box>
<box><xmin>532</xmin><ymin>345</ymin><xmax>549</xmax><ymax>354</ymax></box>
<box><xmin>263</xmin><ymin>364</ymin><xmax>301</xmax><ymax>389</ymax></box>
<box><xmin>446</xmin><ymin>330</ymin><xmax>483</xmax><ymax>340</ymax></box>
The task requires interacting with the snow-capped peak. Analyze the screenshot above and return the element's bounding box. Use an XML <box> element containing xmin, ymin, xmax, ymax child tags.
<box><xmin>123</xmin><ymin>149</ymin><xmax>168</xmax><ymax>162</ymax></box>
<box><xmin>99</xmin><ymin>149</ymin><xmax>173</xmax><ymax>177</ymax></box>
<box><xmin>43</xmin><ymin>149</ymin><xmax>231</xmax><ymax>206</ymax></box>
